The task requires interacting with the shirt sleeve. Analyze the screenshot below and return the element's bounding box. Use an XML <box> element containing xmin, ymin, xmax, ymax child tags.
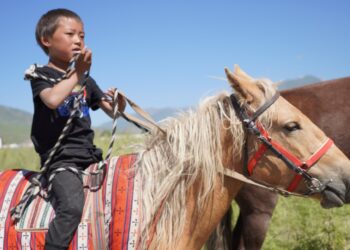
<box><xmin>30</xmin><ymin>79</ymin><xmax>53</xmax><ymax>99</ymax></box>
<box><xmin>88</xmin><ymin>77</ymin><xmax>104</xmax><ymax>110</ymax></box>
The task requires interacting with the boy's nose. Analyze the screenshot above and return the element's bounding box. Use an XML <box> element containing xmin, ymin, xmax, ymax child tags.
<box><xmin>73</xmin><ymin>34</ymin><xmax>82</xmax><ymax>45</ymax></box>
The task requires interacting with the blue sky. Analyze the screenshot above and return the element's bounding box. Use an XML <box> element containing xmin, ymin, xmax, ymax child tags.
<box><xmin>1</xmin><ymin>1</ymin><xmax>349</xmax><ymax>125</ymax></box>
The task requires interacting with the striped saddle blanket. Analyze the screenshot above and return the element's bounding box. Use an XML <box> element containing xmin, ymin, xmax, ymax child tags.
<box><xmin>0</xmin><ymin>154</ymin><xmax>141</xmax><ymax>250</ymax></box>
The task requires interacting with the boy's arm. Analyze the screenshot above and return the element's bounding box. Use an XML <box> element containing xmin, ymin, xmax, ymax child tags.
<box><xmin>39</xmin><ymin>72</ymin><xmax>84</xmax><ymax>109</ymax></box>
<box><xmin>39</xmin><ymin>49</ymin><xmax>92</xmax><ymax>109</ymax></box>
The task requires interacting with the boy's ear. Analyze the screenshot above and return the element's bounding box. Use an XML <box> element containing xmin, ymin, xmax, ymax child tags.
<box><xmin>40</xmin><ymin>36</ymin><xmax>51</xmax><ymax>48</ymax></box>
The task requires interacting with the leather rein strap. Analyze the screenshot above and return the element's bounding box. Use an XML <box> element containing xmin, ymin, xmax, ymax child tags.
<box><xmin>114</xmin><ymin>91</ymin><xmax>166</xmax><ymax>135</ymax></box>
<box><xmin>228</xmin><ymin>92</ymin><xmax>333</xmax><ymax>195</ymax></box>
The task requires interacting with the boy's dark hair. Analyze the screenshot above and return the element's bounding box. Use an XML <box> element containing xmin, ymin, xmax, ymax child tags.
<box><xmin>36</xmin><ymin>9</ymin><xmax>83</xmax><ymax>55</ymax></box>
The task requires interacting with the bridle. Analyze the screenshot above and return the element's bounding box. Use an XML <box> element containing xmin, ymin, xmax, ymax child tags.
<box><xmin>228</xmin><ymin>91</ymin><xmax>334</xmax><ymax>195</ymax></box>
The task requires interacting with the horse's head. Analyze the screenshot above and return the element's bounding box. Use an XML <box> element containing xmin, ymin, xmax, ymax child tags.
<box><xmin>224</xmin><ymin>65</ymin><xmax>350</xmax><ymax>208</ymax></box>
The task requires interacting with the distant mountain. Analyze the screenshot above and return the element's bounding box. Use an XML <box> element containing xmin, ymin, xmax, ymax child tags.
<box><xmin>0</xmin><ymin>105</ymin><xmax>32</xmax><ymax>144</ymax></box>
<box><xmin>278</xmin><ymin>75</ymin><xmax>321</xmax><ymax>90</ymax></box>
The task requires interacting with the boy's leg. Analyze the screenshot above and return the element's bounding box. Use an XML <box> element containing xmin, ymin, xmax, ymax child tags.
<box><xmin>45</xmin><ymin>170</ymin><xmax>85</xmax><ymax>250</ymax></box>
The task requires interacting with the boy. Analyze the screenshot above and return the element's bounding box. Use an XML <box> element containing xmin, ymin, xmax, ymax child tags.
<box><xmin>29</xmin><ymin>8</ymin><xmax>123</xmax><ymax>249</ymax></box>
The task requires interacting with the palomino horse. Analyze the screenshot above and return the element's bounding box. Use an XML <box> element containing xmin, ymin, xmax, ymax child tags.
<box><xmin>1</xmin><ymin>67</ymin><xmax>350</xmax><ymax>250</ymax></box>
<box><xmin>211</xmin><ymin>76</ymin><xmax>350</xmax><ymax>250</ymax></box>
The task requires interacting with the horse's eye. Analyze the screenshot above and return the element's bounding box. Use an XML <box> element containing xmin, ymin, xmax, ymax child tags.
<box><xmin>283</xmin><ymin>122</ymin><xmax>301</xmax><ymax>132</ymax></box>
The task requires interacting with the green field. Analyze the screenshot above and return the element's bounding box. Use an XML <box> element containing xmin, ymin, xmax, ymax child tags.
<box><xmin>263</xmin><ymin>198</ymin><xmax>350</xmax><ymax>250</ymax></box>
<box><xmin>0</xmin><ymin>133</ymin><xmax>143</xmax><ymax>171</ymax></box>
<box><xmin>1</xmin><ymin>133</ymin><xmax>350</xmax><ymax>249</ymax></box>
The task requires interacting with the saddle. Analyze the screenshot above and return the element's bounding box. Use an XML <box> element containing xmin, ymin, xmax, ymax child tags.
<box><xmin>0</xmin><ymin>154</ymin><xmax>140</xmax><ymax>250</ymax></box>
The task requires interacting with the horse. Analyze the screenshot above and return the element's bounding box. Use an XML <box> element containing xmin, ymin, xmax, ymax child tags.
<box><xmin>1</xmin><ymin>66</ymin><xmax>350</xmax><ymax>250</ymax></box>
<box><xmin>210</xmin><ymin>76</ymin><xmax>350</xmax><ymax>250</ymax></box>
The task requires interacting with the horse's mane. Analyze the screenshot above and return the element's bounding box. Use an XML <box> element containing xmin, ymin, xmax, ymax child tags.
<box><xmin>136</xmin><ymin>80</ymin><xmax>276</xmax><ymax>248</ymax></box>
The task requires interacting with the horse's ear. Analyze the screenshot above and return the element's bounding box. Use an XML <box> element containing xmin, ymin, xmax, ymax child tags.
<box><xmin>233</xmin><ymin>64</ymin><xmax>254</xmax><ymax>81</ymax></box>
<box><xmin>225</xmin><ymin>67</ymin><xmax>253</xmax><ymax>102</ymax></box>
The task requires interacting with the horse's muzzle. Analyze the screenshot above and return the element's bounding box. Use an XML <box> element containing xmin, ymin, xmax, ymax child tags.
<box><xmin>320</xmin><ymin>184</ymin><xmax>346</xmax><ymax>208</ymax></box>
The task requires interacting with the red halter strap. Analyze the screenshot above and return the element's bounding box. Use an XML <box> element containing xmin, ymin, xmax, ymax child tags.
<box><xmin>247</xmin><ymin>124</ymin><xmax>334</xmax><ymax>192</ymax></box>
<box><xmin>230</xmin><ymin>92</ymin><xmax>330</xmax><ymax>194</ymax></box>
<box><xmin>286</xmin><ymin>138</ymin><xmax>334</xmax><ymax>191</ymax></box>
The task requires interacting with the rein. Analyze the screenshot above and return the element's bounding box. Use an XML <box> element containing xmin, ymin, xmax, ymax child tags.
<box><xmin>224</xmin><ymin>91</ymin><xmax>333</xmax><ymax>196</ymax></box>
<box><xmin>112</xmin><ymin>91</ymin><xmax>166</xmax><ymax>135</ymax></box>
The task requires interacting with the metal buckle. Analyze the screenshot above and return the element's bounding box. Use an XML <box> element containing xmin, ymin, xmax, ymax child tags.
<box><xmin>306</xmin><ymin>177</ymin><xmax>325</xmax><ymax>193</ymax></box>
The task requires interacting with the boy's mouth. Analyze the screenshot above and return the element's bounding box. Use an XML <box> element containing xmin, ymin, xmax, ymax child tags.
<box><xmin>72</xmin><ymin>48</ymin><xmax>81</xmax><ymax>53</ymax></box>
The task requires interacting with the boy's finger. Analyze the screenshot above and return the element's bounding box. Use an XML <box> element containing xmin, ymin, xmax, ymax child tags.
<box><xmin>101</xmin><ymin>96</ymin><xmax>113</xmax><ymax>103</ymax></box>
<box><xmin>79</xmin><ymin>47</ymin><xmax>86</xmax><ymax>56</ymax></box>
<box><xmin>85</xmin><ymin>50</ymin><xmax>92</xmax><ymax>62</ymax></box>
<box><xmin>106</xmin><ymin>89</ymin><xmax>113</xmax><ymax>95</ymax></box>
<box><xmin>85</xmin><ymin>48</ymin><xmax>92</xmax><ymax>55</ymax></box>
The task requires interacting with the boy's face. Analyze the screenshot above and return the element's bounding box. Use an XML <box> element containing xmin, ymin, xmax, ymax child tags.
<box><xmin>41</xmin><ymin>17</ymin><xmax>85</xmax><ymax>63</ymax></box>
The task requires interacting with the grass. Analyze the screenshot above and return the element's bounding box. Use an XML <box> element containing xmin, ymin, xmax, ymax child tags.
<box><xmin>262</xmin><ymin>196</ymin><xmax>350</xmax><ymax>250</ymax></box>
<box><xmin>229</xmin><ymin>195</ymin><xmax>350</xmax><ymax>250</ymax></box>
<box><xmin>0</xmin><ymin>133</ymin><xmax>143</xmax><ymax>171</ymax></box>
<box><xmin>0</xmin><ymin>147</ymin><xmax>40</xmax><ymax>171</ymax></box>
<box><xmin>1</xmin><ymin>133</ymin><xmax>350</xmax><ymax>249</ymax></box>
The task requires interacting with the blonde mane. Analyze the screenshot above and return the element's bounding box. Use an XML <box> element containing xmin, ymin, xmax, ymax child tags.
<box><xmin>137</xmin><ymin>80</ymin><xmax>277</xmax><ymax>249</ymax></box>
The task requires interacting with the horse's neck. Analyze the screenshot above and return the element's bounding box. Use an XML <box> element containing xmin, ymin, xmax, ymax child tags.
<box><xmin>138</xmin><ymin>103</ymin><xmax>246</xmax><ymax>249</ymax></box>
<box><xmin>171</xmin><ymin>174</ymin><xmax>243</xmax><ymax>250</ymax></box>
<box><xmin>173</xmin><ymin>128</ymin><xmax>245</xmax><ymax>249</ymax></box>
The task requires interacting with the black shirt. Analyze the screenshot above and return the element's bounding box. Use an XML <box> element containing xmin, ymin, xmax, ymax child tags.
<box><xmin>30</xmin><ymin>66</ymin><xmax>104</xmax><ymax>169</ymax></box>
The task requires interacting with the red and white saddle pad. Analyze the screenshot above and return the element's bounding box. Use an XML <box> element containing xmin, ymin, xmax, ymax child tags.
<box><xmin>0</xmin><ymin>154</ymin><xmax>141</xmax><ymax>249</ymax></box>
